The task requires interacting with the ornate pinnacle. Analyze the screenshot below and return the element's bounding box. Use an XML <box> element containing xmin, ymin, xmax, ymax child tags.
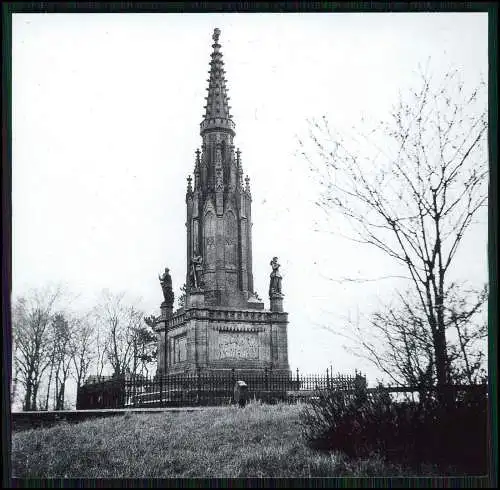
<box><xmin>194</xmin><ymin>150</ymin><xmax>201</xmax><ymax>189</ymax></box>
<box><xmin>195</xmin><ymin>149</ymin><xmax>201</xmax><ymax>170</ymax></box>
<box><xmin>187</xmin><ymin>175</ymin><xmax>193</xmax><ymax>193</ymax></box>
<box><xmin>200</xmin><ymin>28</ymin><xmax>235</xmax><ymax>136</ymax></box>
<box><xmin>236</xmin><ymin>149</ymin><xmax>244</xmax><ymax>188</ymax></box>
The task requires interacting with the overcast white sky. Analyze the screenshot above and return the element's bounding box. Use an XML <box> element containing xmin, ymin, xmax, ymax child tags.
<box><xmin>12</xmin><ymin>12</ymin><xmax>488</xmax><ymax>382</ymax></box>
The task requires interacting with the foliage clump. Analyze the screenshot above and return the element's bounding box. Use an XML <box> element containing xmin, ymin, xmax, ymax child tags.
<box><xmin>300</xmin><ymin>384</ymin><xmax>487</xmax><ymax>474</ymax></box>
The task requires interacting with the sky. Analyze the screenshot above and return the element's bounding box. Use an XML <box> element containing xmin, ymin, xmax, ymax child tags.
<box><xmin>12</xmin><ymin>12</ymin><xmax>489</xmax><ymax>383</ymax></box>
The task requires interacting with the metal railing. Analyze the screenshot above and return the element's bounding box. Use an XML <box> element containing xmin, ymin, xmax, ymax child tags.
<box><xmin>76</xmin><ymin>369</ymin><xmax>364</xmax><ymax>409</ymax></box>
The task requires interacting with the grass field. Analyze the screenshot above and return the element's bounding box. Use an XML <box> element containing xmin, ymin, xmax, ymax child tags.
<box><xmin>11</xmin><ymin>401</ymin><xmax>438</xmax><ymax>478</ymax></box>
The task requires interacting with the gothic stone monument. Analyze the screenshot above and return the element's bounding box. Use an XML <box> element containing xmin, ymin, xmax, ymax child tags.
<box><xmin>154</xmin><ymin>28</ymin><xmax>290</xmax><ymax>376</ymax></box>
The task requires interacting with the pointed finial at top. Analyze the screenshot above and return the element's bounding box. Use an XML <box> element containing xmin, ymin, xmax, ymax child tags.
<box><xmin>200</xmin><ymin>27</ymin><xmax>235</xmax><ymax>136</ymax></box>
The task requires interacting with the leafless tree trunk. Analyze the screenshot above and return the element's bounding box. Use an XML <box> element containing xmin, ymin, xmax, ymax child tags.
<box><xmin>45</xmin><ymin>312</ymin><xmax>73</xmax><ymax>410</ymax></box>
<box><xmin>94</xmin><ymin>324</ymin><xmax>107</xmax><ymax>379</ymax></box>
<box><xmin>94</xmin><ymin>290</ymin><xmax>144</xmax><ymax>378</ymax></box>
<box><xmin>44</xmin><ymin>346</ymin><xmax>55</xmax><ymax>411</ymax></box>
<box><xmin>343</xmin><ymin>284</ymin><xmax>486</xmax><ymax>390</ymax></box>
<box><xmin>301</xmin><ymin>67</ymin><xmax>488</xmax><ymax>403</ymax></box>
<box><xmin>12</xmin><ymin>286</ymin><xmax>64</xmax><ymax>411</ymax></box>
<box><xmin>70</xmin><ymin>315</ymin><xmax>95</xmax><ymax>391</ymax></box>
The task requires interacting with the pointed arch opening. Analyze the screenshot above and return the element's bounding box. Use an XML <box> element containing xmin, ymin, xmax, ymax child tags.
<box><xmin>224</xmin><ymin>210</ymin><xmax>237</xmax><ymax>268</ymax></box>
<box><xmin>204</xmin><ymin>210</ymin><xmax>216</xmax><ymax>265</ymax></box>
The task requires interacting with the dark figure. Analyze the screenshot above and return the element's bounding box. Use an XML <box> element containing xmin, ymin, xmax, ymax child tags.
<box><xmin>159</xmin><ymin>267</ymin><xmax>174</xmax><ymax>306</ymax></box>
<box><xmin>234</xmin><ymin>380</ymin><xmax>248</xmax><ymax>408</ymax></box>
<box><xmin>190</xmin><ymin>254</ymin><xmax>204</xmax><ymax>289</ymax></box>
<box><xmin>269</xmin><ymin>256</ymin><xmax>282</xmax><ymax>297</ymax></box>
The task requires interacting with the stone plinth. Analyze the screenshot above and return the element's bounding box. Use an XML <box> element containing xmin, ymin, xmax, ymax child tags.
<box><xmin>161</xmin><ymin>305</ymin><xmax>290</xmax><ymax>376</ymax></box>
<box><xmin>247</xmin><ymin>294</ymin><xmax>265</xmax><ymax>310</ymax></box>
<box><xmin>270</xmin><ymin>295</ymin><xmax>284</xmax><ymax>313</ymax></box>
<box><xmin>161</xmin><ymin>302</ymin><xmax>173</xmax><ymax>319</ymax></box>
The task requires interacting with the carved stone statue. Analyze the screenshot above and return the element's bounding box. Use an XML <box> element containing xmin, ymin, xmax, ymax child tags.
<box><xmin>269</xmin><ymin>256</ymin><xmax>283</xmax><ymax>298</ymax></box>
<box><xmin>190</xmin><ymin>254</ymin><xmax>204</xmax><ymax>289</ymax></box>
<box><xmin>159</xmin><ymin>267</ymin><xmax>174</xmax><ymax>307</ymax></box>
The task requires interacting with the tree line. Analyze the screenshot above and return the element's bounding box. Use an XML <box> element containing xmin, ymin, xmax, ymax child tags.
<box><xmin>11</xmin><ymin>287</ymin><xmax>157</xmax><ymax>411</ymax></box>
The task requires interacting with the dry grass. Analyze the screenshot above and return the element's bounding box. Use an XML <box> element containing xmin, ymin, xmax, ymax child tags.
<box><xmin>12</xmin><ymin>401</ymin><xmax>425</xmax><ymax>478</ymax></box>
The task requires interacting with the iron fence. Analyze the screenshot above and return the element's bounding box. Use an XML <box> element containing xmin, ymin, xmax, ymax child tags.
<box><xmin>76</xmin><ymin>369</ymin><xmax>365</xmax><ymax>409</ymax></box>
<box><xmin>76</xmin><ymin>368</ymin><xmax>487</xmax><ymax>410</ymax></box>
<box><xmin>365</xmin><ymin>383</ymin><xmax>488</xmax><ymax>404</ymax></box>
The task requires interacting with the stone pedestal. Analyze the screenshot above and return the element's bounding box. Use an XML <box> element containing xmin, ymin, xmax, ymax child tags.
<box><xmin>247</xmin><ymin>294</ymin><xmax>265</xmax><ymax>310</ymax></box>
<box><xmin>270</xmin><ymin>294</ymin><xmax>284</xmax><ymax>313</ymax></box>
<box><xmin>187</xmin><ymin>289</ymin><xmax>205</xmax><ymax>308</ymax></box>
<box><xmin>161</xmin><ymin>302</ymin><xmax>173</xmax><ymax>319</ymax></box>
<box><xmin>154</xmin><ymin>303</ymin><xmax>173</xmax><ymax>376</ymax></box>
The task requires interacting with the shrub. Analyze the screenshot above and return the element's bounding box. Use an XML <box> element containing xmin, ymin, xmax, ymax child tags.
<box><xmin>300</xmin><ymin>384</ymin><xmax>488</xmax><ymax>474</ymax></box>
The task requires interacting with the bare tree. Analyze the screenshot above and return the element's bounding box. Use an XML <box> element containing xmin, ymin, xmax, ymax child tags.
<box><xmin>69</xmin><ymin>313</ymin><xmax>95</xmax><ymax>391</ymax></box>
<box><xmin>40</xmin><ymin>312</ymin><xmax>74</xmax><ymax>410</ymax></box>
<box><xmin>52</xmin><ymin>313</ymin><xmax>73</xmax><ymax>410</ymax></box>
<box><xmin>12</xmin><ymin>286</ymin><xmax>64</xmax><ymax>411</ymax></box>
<box><xmin>445</xmin><ymin>283</ymin><xmax>488</xmax><ymax>385</ymax></box>
<box><xmin>344</xmin><ymin>284</ymin><xmax>487</xmax><ymax>389</ymax></box>
<box><xmin>43</xmin><ymin>317</ymin><xmax>57</xmax><ymax>411</ymax></box>
<box><xmin>300</xmin><ymin>67</ymin><xmax>488</xmax><ymax>401</ymax></box>
<box><xmin>131</xmin><ymin>320</ymin><xmax>157</xmax><ymax>378</ymax></box>
<box><xmin>94</xmin><ymin>290</ymin><xmax>145</xmax><ymax>377</ymax></box>
<box><xmin>11</xmin><ymin>334</ymin><xmax>20</xmax><ymax>409</ymax></box>
<box><xmin>93</xmin><ymin>317</ymin><xmax>108</xmax><ymax>379</ymax></box>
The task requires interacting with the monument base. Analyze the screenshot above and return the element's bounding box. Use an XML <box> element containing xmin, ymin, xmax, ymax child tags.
<box><xmin>158</xmin><ymin>304</ymin><xmax>290</xmax><ymax>376</ymax></box>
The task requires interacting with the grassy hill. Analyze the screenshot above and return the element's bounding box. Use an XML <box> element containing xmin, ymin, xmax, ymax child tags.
<box><xmin>12</xmin><ymin>401</ymin><xmax>435</xmax><ymax>478</ymax></box>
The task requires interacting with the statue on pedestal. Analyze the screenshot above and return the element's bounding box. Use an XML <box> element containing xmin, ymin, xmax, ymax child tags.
<box><xmin>159</xmin><ymin>267</ymin><xmax>174</xmax><ymax>307</ymax></box>
<box><xmin>190</xmin><ymin>254</ymin><xmax>204</xmax><ymax>289</ymax></box>
<box><xmin>269</xmin><ymin>256</ymin><xmax>283</xmax><ymax>298</ymax></box>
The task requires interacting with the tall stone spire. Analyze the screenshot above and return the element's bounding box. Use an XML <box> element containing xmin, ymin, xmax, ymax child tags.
<box><xmin>200</xmin><ymin>28</ymin><xmax>235</xmax><ymax>137</ymax></box>
<box><xmin>185</xmin><ymin>28</ymin><xmax>254</xmax><ymax>308</ymax></box>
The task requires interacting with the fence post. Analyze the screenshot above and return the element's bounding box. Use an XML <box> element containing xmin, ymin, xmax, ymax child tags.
<box><xmin>128</xmin><ymin>375</ymin><xmax>133</xmax><ymax>408</ymax></box>
<box><xmin>119</xmin><ymin>376</ymin><xmax>124</xmax><ymax>408</ymax></box>
<box><xmin>159</xmin><ymin>373</ymin><xmax>163</xmax><ymax>407</ymax></box>
<box><xmin>197</xmin><ymin>366</ymin><xmax>201</xmax><ymax>405</ymax></box>
<box><xmin>231</xmin><ymin>368</ymin><xmax>236</xmax><ymax>404</ymax></box>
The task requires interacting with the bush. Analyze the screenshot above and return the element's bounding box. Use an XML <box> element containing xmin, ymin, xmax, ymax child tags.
<box><xmin>300</xmin><ymin>385</ymin><xmax>488</xmax><ymax>474</ymax></box>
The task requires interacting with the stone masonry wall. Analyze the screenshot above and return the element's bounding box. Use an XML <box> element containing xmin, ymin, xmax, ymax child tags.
<box><xmin>164</xmin><ymin>307</ymin><xmax>289</xmax><ymax>375</ymax></box>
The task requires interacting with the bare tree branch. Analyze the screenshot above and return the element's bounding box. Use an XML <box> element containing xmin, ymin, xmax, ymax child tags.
<box><xmin>301</xmin><ymin>67</ymin><xmax>488</xmax><ymax>395</ymax></box>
